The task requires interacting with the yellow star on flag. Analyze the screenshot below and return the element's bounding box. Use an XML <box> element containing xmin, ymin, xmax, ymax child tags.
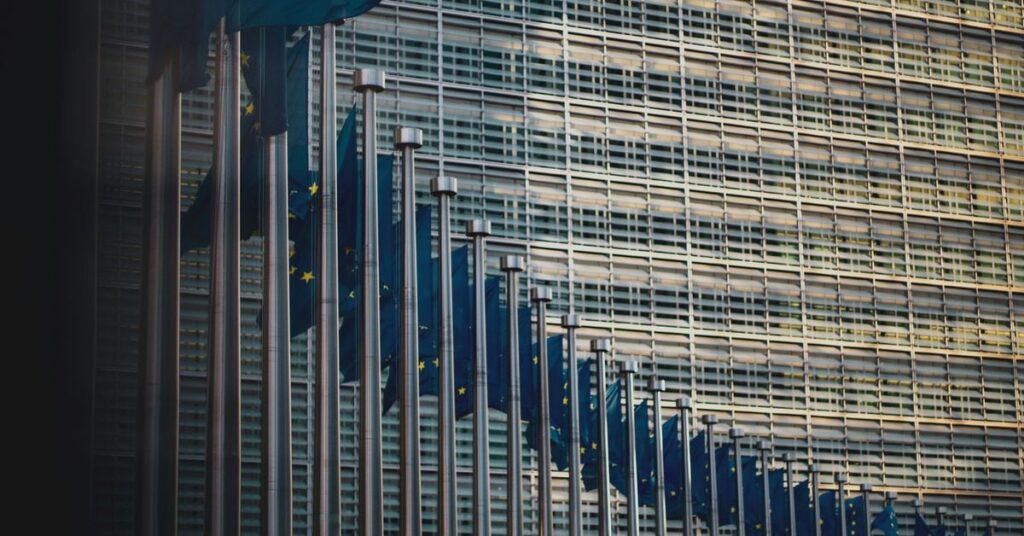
<box><xmin>433</xmin><ymin>358</ymin><xmax>439</xmax><ymax>368</ymax></box>
<box><xmin>301</xmin><ymin>271</ymin><xmax>314</xmax><ymax>283</ymax></box>
<box><xmin>562</xmin><ymin>397</ymin><xmax>569</xmax><ymax>405</ymax></box>
<box><xmin>309</xmin><ymin>182</ymin><xmax>319</xmax><ymax>196</ymax></box>
<box><xmin>457</xmin><ymin>386</ymin><xmax>467</xmax><ymax>395</ymax></box>
<box><xmin>289</xmin><ymin>266</ymin><xmax>297</xmax><ymax>275</ymax></box>
<box><xmin>244</xmin><ymin>102</ymin><xmax>254</xmax><ymax>115</ymax></box>
<box><xmin>348</xmin><ymin>290</ymin><xmax>356</xmax><ymax>299</ymax></box>
<box><xmin>240</xmin><ymin>51</ymin><xmax>249</xmax><ymax>67</ymax></box>
<box><xmin>418</xmin><ymin>361</ymin><xmax>425</xmax><ymax>370</ymax></box>
<box><xmin>532</xmin><ymin>355</ymin><xmax>538</xmax><ymax>364</ymax></box>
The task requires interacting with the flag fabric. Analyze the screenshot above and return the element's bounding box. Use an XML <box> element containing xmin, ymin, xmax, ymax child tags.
<box><xmin>662</xmin><ymin>415</ymin><xmax>685</xmax><ymax>519</ymax></box>
<box><xmin>227</xmin><ymin>0</ymin><xmax>384</xmax><ymax>31</ymax></box>
<box><xmin>871</xmin><ymin>504</ymin><xmax>900</xmax><ymax>536</ymax></box>
<box><xmin>148</xmin><ymin>0</ymin><xmax>228</xmax><ymax>91</ymax></box>
<box><xmin>606</xmin><ymin>382</ymin><xmax>628</xmax><ymax>495</ymax></box>
<box><xmin>451</xmin><ymin>245</ymin><xmax>474</xmax><ymax>418</ymax></box>
<box><xmin>915</xmin><ymin>513</ymin><xmax>933</xmax><ymax>536</ymax></box>
<box><xmin>690</xmin><ymin>430</ymin><xmax>709</xmax><ymax>520</ymax></box>
<box><xmin>579</xmin><ymin>361</ymin><xmax>600</xmax><ymax>491</ymax></box>
<box><xmin>519</xmin><ymin>307</ymin><xmax>538</xmax><ymax>424</ymax></box>
<box><xmin>934</xmin><ymin>524</ymin><xmax>947</xmax><ymax>536</ymax></box>
<box><xmin>819</xmin><ymin>491</ymin><xmax>839</xmax><ymax>536</ymax></box>
<box><xmin>381</xmin><ymin>205</ymin><xmax>433</xmax><ymax>414</ymax></box>
<box><xmin>240</xmin><ymin>26</ymin><xmax>289</xmax><ymax>137</ymax></box>
<box><xmin>845</xmin><ymin>496</ymin><xmax>867</xmax><ymax>536</ymax></box>
<box><xmin>742</xmin><ymin>455</ymin><xmax>766</xmax><ymax>535</ymax></box>
<box><xmin>953</xmin><ymin>528</ymin><xmax>966</xmax><ymax>536</ymax></box>
<box><xmin>793</xmin><ymin>480</ymin><xmax>816</xmax><ymax>536</ymax></box>
<box><xmin>767</xmin><ymin>468</ymin><xmax>787</xmax><ymax>536</ymax></box>
<box><xmin>526</xmin><ymin>335</ymin><xmax>569</xmax><ymax>468</ymax></box>
<box><xmin>716</xmin><ymin>443</ymin><xmax>738</xmax><ymax>526</ymax></box>
<box><xmin>181</xmin><ymin>31</ymin><xmax>308</xmax><ymax>253</ymax></box>
<box><xmin>634</xmin><ymin>400</ymin><xmax>656</xmax><ymax>507</ymax></box>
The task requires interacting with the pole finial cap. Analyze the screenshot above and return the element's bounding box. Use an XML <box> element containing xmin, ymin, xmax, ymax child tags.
<box><xmin>835</xmin><ymin>473</ymin><xmax>848</xmax><ymax>484</ymax></box>
<box><xmin>590</xmin><ymin>338</ymin><xmax>611</xmax><ymax>353</ymax></box>
<box><xmin>781</xmin><ymin>452</ymin><xmax>796</xmax><ymax>462</ymax></box>
<box><xmin>675</xmin><ymin>396</ymin><xmax>693</xmax><ymax>411</ymax></box>
<box><xmin>561</xmin><ymin>314</ymin><xmax>580</xmax><ymax>328</ymax></box>
<box><xmin>756</xmin><ymin>440</ymin><xmax>771</xmax><ymax>451</ymax></box>
<box><xmin>500</xmin><ymin>255</ymin><xmax>524</xmax><ymax>272</ymax></box>
<box><xmin>431</xmin><ymin>176</ymin><xmax>458</xmax><ymax>196</ymax></box>
<box><xmin>531</xmin><ymin>287</ymin><xmax>553</xmax><ymax>303</ymax></box>
<box><xmin>860</xmin><ymin>483</ymin><xmax>873</xmax><ymax>492</ymax></box>
<box><xmin>354</xmin><ymin>68</ymin><xmax>386</xmax><ymax>92</ymax></box>
<box><xmin>648</xmin><ymin>379</ymin><xmax>666</xmax><ymax>392</ymax></box>
<box><xmin>729</xmin><ymin>427</ymin><xmax>745</xmax><ymax>439</ymax></box>
<box><xmin>809</xmin><ymin>463</ymin><xmax>821</xmax><ymax>473</ymax></box>
<box><xmin>701</xmin><ymin>414</ymin><xmax>718</xmax><ymax>424</ymax></box>
<box><xmin>466</xmin><ymin>219</ymin><xmax>492</xmax><ymax>237</ymax></box>
<box><xmin>621</xmin><ymin>360</ymin><xmax>638</xmax><ymax>374</ymax></box>
<box><xmin>393</xmin><ymin>127</ymin><xmax>423</xmax><ymax>149</ymax></box>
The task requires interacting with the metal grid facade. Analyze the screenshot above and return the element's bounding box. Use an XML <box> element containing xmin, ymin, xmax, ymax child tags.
<box><xmin>93</xmin><ymin>0</ymin><xmax>1023</xmax><ymax>534</ymax></box>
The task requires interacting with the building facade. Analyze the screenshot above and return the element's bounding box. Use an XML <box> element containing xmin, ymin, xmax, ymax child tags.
<box><xmin>93</xmin><ymin>0</ymin><xmax>1023</xmax><ymax>533</ymax></box>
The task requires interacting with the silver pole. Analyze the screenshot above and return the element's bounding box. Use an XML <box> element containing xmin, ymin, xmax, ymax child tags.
<box><xmin>314</xmin><ymin>22</ymin><xmax>340</xmax><ymax>536</ymax></box>
<box><xmin>860</xmin><ymin>483</ymin><xmax>872</xmax><ymax>536</ymax></box>
<box><xmin>703</xmin><ymin>415</ymin><xmax>719</xmax><ymax>536</ymax></box>
<box><xmin>730</xmin><ymin>428</ymin><xmax>746</xmax><ymax>536</ymax></box>
<box><xmin>810</xmin><ymin>464</ymin><xmax>822</xmax><ymax>536</ymax></box>
<box><xmin>263</xmin><ymin>131</ymin><xmax>292</xmax><ymax>536</ymax></box>
<box><xmin>622</xmin><ymin>360</ymin><xmax>640</xmax><ymax>536</ymax></box>
<box><xmin>591</xmin><ymin>339</ymin><xmax>613</xmax><ymax>536</ymax></box>
<box><xmin>468</xmin><ymin>219</ymin><xmax>493</xmax><ymax>536</ymax></box>
<box><xmin>756</xmin><ymin>441</ymin><xmax>772</xmax><ymax>536</ymax></box>
<box><xmin>836</xmin><ymin>473</ymin><xmax>848</xmax><ymax>536</ymax></box>
<box><xmin>676</xmin><ymin>397</ymin><xmax>695</xmax><ymax>536</ymax></box>
<box><xmin>884</xmin><ymin>491</ymin><xmax>897</xmax><ymax>508</ymax></box>
<box><xmin>987</xmin><ymin>518</ymin><xmax>997</xmax><ymax>535</ymax></box>
<box><xmin>435</xmin><ymin>177</ymin><xmax>460</xmax><ymax>536</ymax></box>
<box><xmin>649</xmin><ymin>379</ymin><xmax>667</xmax><ymax>536</ymax></box>
<box><xmin>138</xmin><ymin>53</ymin><xmax>180</xmax><ymax>536</ymax></box>
<box><xmin>207</xmin><ymin>20</ymin><xmax>241</xmax><ymax>536</ymax></box>
<box><xmin>562</xmin><ymin>314</ymin><xmax>583</xmax><ymax>536</ymax></box>
<box><xmin>531</xmin><ymin>288</ymin><xmax>554</xmax><ymax>536</ymax></box>
<box><xmin>782</xmin><ymin>453</ymin><xmax>797</xmax><ymax>536</ymax></box>
<box><xmin>502</xmin><ymin>255</ymin><xmax>526</xmax><ymax>536</ymax></box>
<box><xmin>963</xmin><ymin>513</ymin><xmax>974</xmax><ymax>536</ymax></box>
<box><xmin>936</xmin><ymin>506</ymin><xmax>947</xmax><ymax>535</ymax></box>
<box><xmin>912</xmin><ymin>498</ymin><xmax>922</xmax><ymax>516</ymax></box>
<box><xmin>355</xmin><ymin>68</ymin><xmax>387</xmax><ymax>536</ymax></box>
<box><xmin>395</xmin><ymin>127</ymin><xmax>424</xmax><ymax>536</ymax></box>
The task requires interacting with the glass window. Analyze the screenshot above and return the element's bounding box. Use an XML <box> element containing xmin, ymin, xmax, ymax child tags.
<box><xmin>766</xmin><ymin>270</ymin><xmax>802</xmax><ymax>336</ymax></box>
<box><xmin>728</xmin><ymin>267</ymin><xmax>766</xmax><ymax>334</ymax></box>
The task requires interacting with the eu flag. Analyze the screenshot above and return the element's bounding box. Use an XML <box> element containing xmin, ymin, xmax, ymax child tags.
<box><xmin>606</xmin><ymin>382</ymin><xmax>627</xmax><ymax>495</ymax></box>
<box><xmin>915</xmin><ymin>512</ymin><xmax>933</xmax><ymax>536</ymax></box>
<box><xmin>767</xmin><ymin>468</ymin><xmax>787</xmax><ymax>536</ymax></box>
<box><xmin>451</xmin><ymin>245</ymin><xmax>473</xmax><ymax>418</ymax></box>
<box><xmin>181</xmin><ymin>30</ymin><xmax>308</xmax><ymax>253</ymax></box>
<box><xmin>819</xmin><ymin>491</ymin><xmax>839</xmax><ymax>536</ymax></box>
<box><xmin>240</xmin><ymin>26</ymin><xmax>289</xmax><ymax>137</ymax></box>
<box><xmin>716</xmin><ymin>443</ymin><xmax>738</xmax><ymax>526</ymax></box>
<box><xmin>148</xmin><ymin>0</ymin><xmax>228</xmax><ymax>92</ymax></box>
<box><xmin>662</xmin><ymin>416</ymin><xmax>685</xmax><ymax>519</ymax></box>
<box><xmin>578</xmin><ymin>361</ymin><xmax>600</xmax><ymax>491</ymax></box>
<box><xmin>228</xmin><ymin>0</ymin><xmax>384</xmax><ymax>31</ymax></box>
<box><xmin>484</xmin><ymin>276</ymin><xmax>503</xmax><ymax>410</ymax></box>
<box><xmin>793</xmin><ymin>480</ymin><xmax>816</xmax><ymax>536</ymax></box>
<box><xmin>519</xmin><ymin>307</ymin><xmax>538</xmax><ymax>424</ymax></box>
<box><xmin>870</xmin><ymin>504</ymin><xmax>899</xmax><ymax>536</ymax></box>
<box><xmin>634</xmin><ymin>400</ymin><xmax>656</xmax><ymax>507</ymax></box>
<box><xmin>690</xmin><ymin>430</ymin><xmax>709</xmax><ymax>520</ymax></box>
<box><xmin>742</xmin><ymin>455</ymin><xmax>766</xmax><ymax>535</ymax></box>
<box><xmin>526</xmin><ymin>335</ymin><xmax>569</xmax><ymax>467</ymax></box>
<box><xmin>845</xmin><ymin>496</ymin><xmax>867</xmax><ymax>536</ymax></box>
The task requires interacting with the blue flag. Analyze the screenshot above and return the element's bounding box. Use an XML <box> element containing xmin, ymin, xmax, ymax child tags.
<box><xmin>519</xmin><ymin>307</ymin><xmax>538</xmax><ymax>424</ymax></box>
<box><xmin>662</xmin><ymin>416</ymin><xmax>685</xmax><ymax>519</ymax></box>
<box><xmin>871</xmin><ymin>504</ymin><xmax>900</xmax><ymax>536</ymax></box>
<box><xmin>846</xmin><ymin>496</ymin><xmax>867</xmax><ymax>536</ymax></box>
<box><xmin>526</xmin><ymin>335</ymin><xmax>569</xmax><ymax>468</ymax></box>
<box><xmin>606</xmin><ymin>382</ymin><xmax>628</xmax><ymax>495</ymax></box>
<box><xmin>742</xmin><ymin>455</ymin><xmax>766</xmax><ymax>535</ymax></box>
<box><xmin>716</xmin><ymin>444</ymin><xmax>738</xmax><ymax>526</ymax></box>
<box><xmin>819</xmin><ymin>491</ymin><xmax>839</xmax><ymax>536</ymax></box>
<box><xmin>915</xmin><ymin>512</ymin><xmax>932</xmax><ymax>536</ymax></box>
<box><xmin>181</xmin><ymin>31</ymin><xmax>309</xmax><ymax>253</ymax></box>
<box><xmin>451</xmin><ymin>246</ymin><xmax>473</xmax><ymax>418</ymax></box>
<box><xmin>634</xmin><ymin>400</ymin><xmax>656</xmax><ymax>507</ymax></box>
<box><xmin>690</xmin><ymin>430</ymin><xmax>709</xmax><ymax>520</ymax></box>
<box><xmin>794</xmin><ymin>480</ymin><xmax>816</xmax><ymax>536</ymax></box>
<box><xmin>228</xmin><ymin>0</ymin><xmax>384</xmax><ymax>31</ymax></box>
<box><xmin>148</xmin><ymin>0</ymin><xmax>228</xmax><ymax>91</ymax></box>
<box><xmin>483</xmin><ymin>276</ymin><xmax>504</xmax><ymax>410</ymax></box>
<box><xmin>240</xmin><ymin>26</ymin><xmax>289</xmax><ymax>137</ymax></box>
<box><xmin>767</xmin><ymin>468</ymin><xmax>787</xmax><ymax>536</ymax></box>
<box><xmin>579</xmin><ymin>361</ymin><xmax>600</xmax><ymax>491</ymax></box>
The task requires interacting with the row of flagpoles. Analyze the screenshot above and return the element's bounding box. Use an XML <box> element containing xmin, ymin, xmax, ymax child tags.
<box><xmin>139</xmin><ymin>4</ymin><xmax>1006</xmax><ymax>536</ymax></box>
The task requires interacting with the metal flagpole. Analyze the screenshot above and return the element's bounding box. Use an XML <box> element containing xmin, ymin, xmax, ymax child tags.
<box><xmin>676</xmin><ymin>397</ymin><xmax>695</xmax><ymax>536</ymax></box>
<box><xmin>622</xmin><ymin>361</ymin><xmax>640</xmax><ymax>536</ymax></box>
<box><xmin>263</xmin><ymin>128</ymin><xmax>292</xmax><ymax>536</ymax></box>
<box><xmin>207</xmin><ymin>19</ymin><xmax>241</xmax><ymax>536</ymax></box>
<box><xmin>468</xmin><ymin>219</ymin><xmax>493</xmax><ymax>536</ymax></box>
<box><xmin>355</xmin><ymin>68</ymin><xmax>387</xmax><ymax>536</ymax></box>
<box><xmin>986</xmin><ymin>519</ymin><xmax>997</xmax><ymax>535</ymax></box>
<box><xmin>730</xmin><ymin>428</ymin><xmax>746</xmax><ymax>536</ymax></box>
<box><xmin>562</xmin><ymin>314</ymin><xmax>583</xmax><ymax>536</ymax></box>
<box><xmin>782</xmin><ymin>453</ymin><xmax>797</xmax><ymax>536</ymax></box>
<box><xmin>649</xmin><ymin>380</ymin><xmax>667</xmax><ymax>536</ymax></box>
<box><xmin>315</xmin><ymin>22</ymin><xmax>341</xmax><ymax>536</ymax></box>
<box><xmin>860</xmin><ymin>483</ymin><xmax>872</xmax><ymax>536</ymax></box>
<box><xmin>591</xmin><ymin>339</ymin><xmax>613</xmax><ymax>536</ymax></box>
<box><xmin>884</xmin><ymin>491</ymin><xmax>896</xmax><ymax>508</ymax></box>
<box><xmin>912</xmin><ymin>498</ymin><xmax>922</xmax><ymax>517</ymax></box>
<box><xmin>703</xmin><ymin>415</ymin><xmax>719</xmax><ymax>536</ymax></box>
<box><xmin>756</xmin><ymin>441</ymin><xmax>772</xmax><ymax>536</ymax></box>
<box><xmin>963</xmin><ymin>513</ymin><xmax>973</xmax><ymax>536</ymax></box>
<box><xmin>531</xmin><ymin>288</ymin><xmax>554</xmax><ymax>536</ymax></box>
<box><xmin>435</xmin><ymin>177</ymin><xmax>460</xmax><ymax>536</ymax></box>
<box><xmin>139</xmin><ymin>51</ymin><xmax>180</xmax><ymax>536</ymax></box>
<box><xmin>395</xmin><ymin>127</ymin><xmax>424</xmax><ymax>536</ymax></box>
<box><xmin>836</xmin><ymin>473</ymin><xmax>848</xmax><ymax>536</ymax></box>
<box><xmin>810</xmin><ymin>464</ymin><xmax>822</xmax><ymax>536</ymax></box>
<box><xmin>936</xmin><ymin>506</ymin><xmax>947</xmax><ymax>534</ymax></box>
<box><xmin>502</xmin><ymin>255</ymin><xmax>526</xmax><ymax>536</ymax></box>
